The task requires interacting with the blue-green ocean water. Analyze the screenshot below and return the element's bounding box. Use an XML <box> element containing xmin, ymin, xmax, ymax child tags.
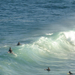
<box><xmin>0</xmin><ymin>0</ymin><xmax>75</xmax><ymax>75</ymax></box>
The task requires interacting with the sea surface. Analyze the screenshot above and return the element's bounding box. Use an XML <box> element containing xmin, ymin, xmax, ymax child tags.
<box><xmin>0</xmin><ymin>0</ymin><xmax>75</xmax><ymax>75</ymax></box>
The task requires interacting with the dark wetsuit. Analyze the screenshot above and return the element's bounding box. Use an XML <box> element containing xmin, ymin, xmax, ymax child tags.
<box><xmin>17</xmin><ymin>42</ymin><xmax>20</xmax><ymax>46</ymax></box>
<box><xmin>47</xmin><ymin>69</ymin><xmax>50</xmax><ymax>71</ymax></box>
<box><xmin>46</xmin><ymin>67</ymin><xmax>50</xmax><ymax>71</ymax></box>
<box><xmin>8</xmin><ymin>47</ymin><xmax>13</xmax><ymax>53</ymax></box>
<box><xmin>69</xmin><ymin>71</ymin><xmax>73</xmax><ymax>75</ymax></box>
<box><xmin>9</xmin><ymin>49</ymin><xmax>12</xmax><ymax>53</ymax></box>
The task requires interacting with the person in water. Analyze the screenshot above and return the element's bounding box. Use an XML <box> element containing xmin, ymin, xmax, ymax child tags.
<box><xmin>44</xmin><ymin>67</ymin><xmax>50</xmax><ymax>71</ymax></box>
<box><xmin>8</xmin><ymin>47</ymin><xmax>14</xmax><ymax>54</ymax></box>
<box><xmin>69</xmin><ymin>71</ymin><xmax>73</xmax><ymax>75</ymax></box>
<box><xmin>17</xmin><ymin>42</ymin><xmax>20</xmax><ymax>46</ymax></box>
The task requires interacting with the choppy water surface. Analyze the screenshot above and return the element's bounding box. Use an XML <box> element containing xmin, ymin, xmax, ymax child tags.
<box><xmin>0</xmin><ymin>0</ymin><xmax>75</xmax><ymax>75</ymax></box>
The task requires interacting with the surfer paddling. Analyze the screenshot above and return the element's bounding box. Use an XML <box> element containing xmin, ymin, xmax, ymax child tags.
<box><xmin>44</xmin><ymin>67</ymin><xmax>50</xmax><ymax>72</ymax></box>
<box><xmin>8</xmin><ymin>47</ymin><xmax>17</xmax><ymax>56</ymax></box>
<box><xmin>8</xmin><ymin>47</ymin><xmax>14</xmax><ymax>54</ymax></box>
<box><xmin>17</xmin><ymin>42</ymin><xmax>21</xmax><ymax>46</ymax></box>
<box><xmin>69</xmin><ymin>71</ymin><xmax>73</xmax><ymax>75</ymax></box>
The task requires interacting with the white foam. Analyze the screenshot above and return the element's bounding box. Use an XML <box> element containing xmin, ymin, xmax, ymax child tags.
<box><xmin>46</xmin><ymin>33</ymin><xmax>53</xmax><ymax>35</ymax></box>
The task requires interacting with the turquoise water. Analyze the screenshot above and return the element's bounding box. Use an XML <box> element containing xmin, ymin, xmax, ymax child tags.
<box><xmin>0</xmin><ymin>0</ymin><xmax>75</xmax><ymax>75</ymax></box>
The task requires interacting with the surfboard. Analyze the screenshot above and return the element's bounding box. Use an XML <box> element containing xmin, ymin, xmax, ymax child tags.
<box><xmin>67</xmin><ymin>73</ymin><xmax>73</xmax><ymax>75</ymax></box>
<box><xmin>67</xmin><ymin>73</ymin><xmax>69</xmax><ymax>74</ymax></box>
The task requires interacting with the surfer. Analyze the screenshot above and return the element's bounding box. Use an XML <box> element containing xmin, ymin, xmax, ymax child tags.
<box><xmin>69</xmin><ymin>71</ymin><xmax>73</xmax><ymax>75</ymax></box>
<box><xmin>44</xmin><ymin>67</ymin><xmax>50</xmax><ymax>72</ymax></box>
<box><xmin>17</xmin><ymin>42</ymin><xmax>20</xmax><ymax>46</ymax></box>
<box><xmin>8</xmin><ymin>47</ymin><xmax>17</xmax><ymax>56</ymax></box>
<box><xmin>8</xmin><ymin>47</ymin><xmax>14</xmax><ymax>54</ymax></box>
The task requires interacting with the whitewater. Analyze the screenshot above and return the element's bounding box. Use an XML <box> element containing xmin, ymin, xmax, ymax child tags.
<box><xmin>0</xmin><ymin>0</ymin><xmax>75</xmax><ymax>75</ymax></box>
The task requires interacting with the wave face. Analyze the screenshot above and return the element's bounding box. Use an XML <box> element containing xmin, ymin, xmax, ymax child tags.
<box><xmin>0</xmin><ymin>31</ymin><xmax>75</xmax><ymax>75</ymax></box>
<box><xmin>0</xmin><ymin>0</ymin><xmax>75</xmax><ymax>75</ymax></box>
